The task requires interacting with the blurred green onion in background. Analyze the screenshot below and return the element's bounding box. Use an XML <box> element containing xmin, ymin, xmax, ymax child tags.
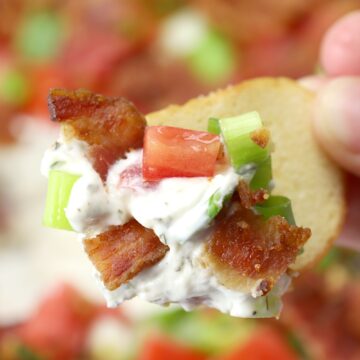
<box><xmin>14</xmin><ymin>11</ymin><xmax>65</xmax><ymax>63</ymax></box>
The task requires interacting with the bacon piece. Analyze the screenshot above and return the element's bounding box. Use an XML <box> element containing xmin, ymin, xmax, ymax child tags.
<box><xmin>48</xmin><ymin>88</ymin><xmax>146</xmax><ymax>148</ymax></box>
<box><xmin>206</xmin><ymin>202</ymin><xmax>310</xmax><ymax>293</ymax></box>
<box><xmin>250</xmin><ymin>128</ymin><xmax>270</xmax><ymax>148</ymax></box>
<box><xmin>84</xmin><ymin>220</ymin><xmax>169</xmax><ymax>291</ymax></box>
<box><xmin>48</xmin><ymin>88</ymin><xmax>146</xmax><ymax>179</ymax></box>
<box><xmin>87</xmin><ymin>145</ymin><xmax>121</xmax><ymax>181</ymax></box>
<box><xmin>237</xmin><ymin>180</ymin><xmax>269</xmax><ymax>209</ymax></box>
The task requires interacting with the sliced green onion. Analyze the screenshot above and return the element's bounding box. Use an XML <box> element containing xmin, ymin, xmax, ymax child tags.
<box><xmin>219</xmin><ymin>111</ymin><xmax>269</xmax><ymax>172</ymax></box>
<box><xmin>146</xmin><ymin>308</ymin><xmax>255</xmax><ymax>355</ymax></box>
<box><xmin>286</xmin><ymin>332</ymin><xmax>311</xmax><ymax>359</ymax></box>
<box><xmin>254</xmin><ymin>195</ymin><xmax>295</xmax><ymax>225</ymax></box>
<box><xmin>15</xmin><ymin>11</ymin><xmax>64</xmax><ymax>62</ymax></box>
<box><xmin>208</xmin><ymin>191</ymin><xmax>222</xmax><ymax>219</ymax></box>
<box><xmin>251</xmin><ymin>292</ymin><xmax>282</xmax><ymax>318</ymax></box>
<box><xmin>250</xmin><ymin>156</ymin><xmax>272</xmax><ymax>190</ymax></box>
<box><xmin>188</xmin><ymin>29</ymin><xmax>235</xmax><ymax>84</ymax></box>
<box><xmin>316</xmin><ymin>247</ymin><xmax>339</xmax><ymax>272</ymax></box>
<box><xmin>207</xmin><ymin>117</ymin><xmax>220</xmax><ymax>135</ymax></box>
<box><xmin>0</xmin><ymin>69</ymin><xmax>29</xmax><ymax>106</ymax></box>
<box><xmin>43</xmin><ymin>170</ymin><xmax>80</xmax><ymax>231</ymax></box>
<box><xmin>17</xmin><ymin>344</ymin><xmax>42</xmax><ymax>360</ymax></box>
<box><xmin>208</xmin><ymin>191</ymin><xmax>232</xmax><ymax>219</ymax></box>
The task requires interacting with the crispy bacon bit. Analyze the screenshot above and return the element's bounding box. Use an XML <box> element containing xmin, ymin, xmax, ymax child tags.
<box><xmin>87</xmin><ymin>145</ymin><xmax>120</xmax><ymax>181</ymax></box>
<box><xmin>48</xmin><ymin>88</ymin><xmax>146</xmax><ymax>179</ymax></box>
<box><xmin>258</xmin><ymin>279</ymin><xmax>272</xmax><ymax>295</ymax></box>
<box><xmin>206</xmin><ymin>202</ymin><xmax>310</xmax><ymax>293</ymax></box>
<box><xmin>250</xmin><ymin>128</ymin><xmax>270</xmax><ymax>148</ymax></box>
<box><xmin>48</xmin><ymin>88</ymin><xmax>146</xmax><ymax>148</ymax></box>
<box><xmin>84</xmin><ymin>220</ymin><xmax>169</xmax><ymax>291</ymax></box>
<box><xmin>237</xmin><ymin>180</ymin><xmax>269</xmax><ymax>209</ymax></box>
<box><xmin>215</xmin><ymin>144</ymin><xmax>230</xmax><ymax>168</ymax></box>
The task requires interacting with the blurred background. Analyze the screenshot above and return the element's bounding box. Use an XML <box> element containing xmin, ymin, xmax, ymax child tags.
<box><xmin>0</xmin><ymin>0</ymin><xmax>360</xmax><ymax>359</ymax></box>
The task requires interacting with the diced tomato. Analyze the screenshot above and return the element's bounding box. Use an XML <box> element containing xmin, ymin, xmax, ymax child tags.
<box><xmin>119</xmin><ymin>164</ymin><xmax>156</xmax><ymax>191</ymax></box>
<box><xmin>119</xmin><ymin>165</ymin><xmax>142</xmax><ymax>186</ymax></box>
<box><xmin>18</xmin><ymin>284</ymin><xmax>98</xmax><ymax>360</ymax></box>
<box><xmin>137</xmin><ymin>335</ymin><xmax>207</xmax><ymax>360</ymax></box>
<box><xmin>143</xmin><ymin>126</ymin><xmax>221</xmax><ymax>181</ymax></box>
<box><xmin>218</xmin><ymin>327</ymin><xmax>299</xmax><ymax>360</ymax></box>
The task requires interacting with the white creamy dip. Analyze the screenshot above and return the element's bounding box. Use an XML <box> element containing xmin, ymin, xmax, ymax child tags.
<box><xmin>42</xmin><ymin>139</ymin><xmax>289</xmax><ymax>317</ymax></box>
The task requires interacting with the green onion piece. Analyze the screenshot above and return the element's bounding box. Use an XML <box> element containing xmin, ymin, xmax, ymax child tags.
<box><xmin>219</xmin><ymin>111</ymin><xmax>269</xmax><ymax>172</ymax></box>
<box><xmin>17</xmin><ymin>345</ymin><xmax>42</xmax><ymax>360</ymax></box>
<box><xmin>254</xmin><ymin>195</ymin><xmax>295</xmax><ymax>225</ymax></box>
<box><xmin>208</xmin><ymin>191</ymin><xmax>222</xmax><ymax>219</ymax></box>
<box><xmin>15</xmin><ymin>11</ymin><xmax>64</xmax><ymax>62</ymax></box>
<box><xmin>208</xmin><ymin>191</ymin><xmax>232</xmax><ymax>219</ymax></box>
<box><xmin>251</xmin><ymin>292</ymin><xmax>282</xmax><ymax>318</ymax></box>
<box><xmin>43</xmin><ymin>170</ymin><xmax>80</xmax><ymax>231</ymax></box>
<box><xmin>286</xmin><ymin>332</ymin><xmax>311</xmax><ymax>360</ymax></box>
<box><xmin>250</xmin><ymin>156</ymin><xmax>272</xmax><ymax>190</ymax></box>
<box><xmin>316</xmin><ymin>247</ymin><xmax>339</xmax><ymax>272</ymax></box>
<box><xmin>207</xmin><ymin>117</ymin><xmax>220</xmax><ymax>135</ymax></box>
<box><xmin>146</xmin><ymin>308</ymin><xmax>255</xmax><ymax>355</ymax></box>
<box><xmin>188</xmin><ymin>29</ymin><xmax>235</xmax><ymax>84</ymax></box>
<box><xmin>0</xmin><ymin>69</ymin><xmax>29</xmax><ymax>106</ymax></box>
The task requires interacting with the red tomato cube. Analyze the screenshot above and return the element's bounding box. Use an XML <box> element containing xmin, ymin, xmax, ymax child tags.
<box><xmin>218</xmin><ymin>327</ymin><xmax>299</xmax><ymax>360</ymax></box>
<box><xmin>143</xmin><ymin>126</ymin><xmax>221</xmax><ymax>181</ymax></box>
<box><xmin>137</xmin><ymin>335</ymin><xmax>207</xmax><ymax>360</ymax></box>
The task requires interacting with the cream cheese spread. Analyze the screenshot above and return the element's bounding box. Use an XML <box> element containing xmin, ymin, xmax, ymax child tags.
<box><xmin>41</xmin><ymin>138</ymin><xmax>289</xmax><ymax>317</ymax></box>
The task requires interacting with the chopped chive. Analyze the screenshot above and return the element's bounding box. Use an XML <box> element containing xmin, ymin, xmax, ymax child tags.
<box><xmin>286</xmin><ymin>332</ymin><xmax>311</xmax><ymax>360</ymax></box>
<box><xmin>219</xmin><ymin>111</ymin><xmax>269</xmax><ymax>172</ymax></box>
<box><xmin>43</xmin><ymin>170</ymin><xmax>80</xmax><ymax>231</ymax></box>
<box><xmin>17</xmin><ymin>345</ymin><xmax>42</xmax><ymax>360</ymax></box>
<box><xmin>15</xmin><ymin>11</ymin><xmax>64</xmax><ymax>62</ymax></box>
<box><xmin>0</xmin><ymin>69</ymin><xmax>29</xmax><ymax>106</ymax></box>
<box><xmin>254</xmin><ymin>195</ymin><xmax>295</xmax><ymax>225</ymax></box>
<box><xmin>208</xmin><ymin>191</ymin><xmax>222</xmax><ymax>219</ymax></box>
<box><xmin>208</xmin><ymin>191</ymin><xmax>232</xmax><ymax>219</ymax></box>
<box><xmin>207</xmin><ymin>117</ymin><xmax>220</xmax><ymax>135</ymax></box>
<box><xmin>250</xmin><ymin>156</ymin><xmax>273</xmax><ymax>190</ymax></box>
<box><xmin>188</xmin><ymin>29</ymin><xmax>235</xmax><ymax>84</ymax></box>
<box><xmin>316</xmin><ymin>247</ymin><xmax>339</xmax><ymax>272</ymax></box>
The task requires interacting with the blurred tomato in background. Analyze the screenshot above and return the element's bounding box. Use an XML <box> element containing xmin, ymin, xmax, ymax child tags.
<box><xmin>1</xmin><ymin>0</ymin><xmax>360</xmax><ymax>359</ymax></box>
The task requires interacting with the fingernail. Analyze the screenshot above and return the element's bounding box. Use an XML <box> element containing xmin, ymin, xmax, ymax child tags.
<box><xmin>315</xmin><ymin>77</ymin><xmax>360</xmax><ymax>153</ymax></box>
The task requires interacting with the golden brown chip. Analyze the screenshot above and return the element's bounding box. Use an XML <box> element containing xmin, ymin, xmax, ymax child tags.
<box><xmin>147</xmin><ymin>78</ymin><xmax>345</xmax><ymax>271</ymax></box>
